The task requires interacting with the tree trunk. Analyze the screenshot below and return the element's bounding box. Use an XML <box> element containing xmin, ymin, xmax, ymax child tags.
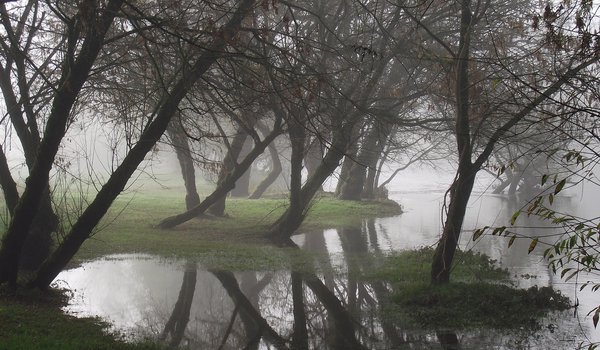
<box><xmin>208</xmin><ymin>128</ymin><xmax>248</xmax><ymax>216</ymax></box>
<box><xmin>268</xmin><ymin>124</ymin><xmax>351</xmax><ymax>240</ymax></box>
<box><xmin>0</xmin><ymin>145</ymin><xmax>57</xmax><ymax>272</ymax></box>
<box><xmin>431</xmin><ymin>0</ymin><xmax>473</xmax><ymax>286</ymax></box>
<box><xmin>248</xmin><ymin>140</ymin><xmax>282</xmax><ymax>199</ymax></box>
<box><xmin>167</xmin><ymin>118</ymin><xmax>200</xmax><ymax>210</ymax></box>
<box><xmin>0</xmin><ymin>59</ymin><xmax>59</xmax><ymax>273</ymax></box>
<box><xmin>20</xmin><ymin>192</ymin><xmax>58</xmax><ymax>271</ymax></box>
<box><xmin>338</xmin><ymin>124</ymin><xmax>380</xmax><ymax>201</ymax></box>
<box><xmin>283</xmin><ymin>120</ymin><xmax>306</xmax><ymax>235</ymax></box>
<box><xmin>158</xmin><ymin>125</ymin><xmax>280</xmax><ymax>228</ymax></box>
<box><xmin>0</xmin><ymin>0</ymin><xmax>125</xmax><ymax>286</ymax></box>
<box><xmin>27</xmin><ymin>0</ymin><xmax>255</xmax><ymax>289</ymax></box>
<box><xmin>304</xmin><ymin>136</ymin><xmax>323</xmax><ymax>193</ymax></box>
<box><xmin>431</xmin><ymin>171</ymin><xmax>475</xmax><ymax>285</ymax></box>
<box><xmin>362</xmin><ymin>126</ymin><xmax>389</xmax><ymax>199</ymax></box>
<box><xmin>229</xmin><ymin>136</ymin><xmax>252</xmax><ymax>198</ymax></box>
<box><xmin>0</xmin><ymin>145</ymin><xmax>19</xmax><ymax>215</ymax></box>
<box><xmin>334</xmin><ymin>126</ymin><xmax>360</xmax><ymax>196</ymax></box>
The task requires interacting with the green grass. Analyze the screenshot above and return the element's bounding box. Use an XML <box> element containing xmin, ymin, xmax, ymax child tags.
<box><xmin>1</xmin><ymin>191</ymin><xmax>401</xmax><ymax>350</ymax></box>
<box><xmin>367</xmin><ymin>247</ymin><xmax>510</xmax><ymax>284</ymax></box>
<box><xmin>363</xmin><ymin>248</ymin><xmax>571</xmax><ymax>330</ymax></box>
<box><xmin>0</xmin><ymin>288</ymin><xmax>163</xmax><ymax>350</ymax></box>
<box><xmin>70</xmin><ymin>192</ymin><xmax>401</xmax><ymax>269</ymax></box>
<box><xmin>0</xmin><ymin>187</ymin><xmax>570</xmax><ymax>346</ymax></box>
<box><xmin>392</xmin><ymin>283</ymin><xmax>570</xmax><ymax>330</ymax></box>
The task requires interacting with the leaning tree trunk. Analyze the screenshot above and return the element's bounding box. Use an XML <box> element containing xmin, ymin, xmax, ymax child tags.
<box><xmin>167</xmin><ymin>118</ymin><xmax>201</xmax><ymax>210</ymax></box>
<box><xmin>27</xmin><ymin>0</ymin><xmax>256</xmax><ymax>289</ymax></box>
<box><xmin>248</xmin><ymin>140</ymin><xmax>282</xmax><ymax>199</ymax></box>
<box><xmin>229</xmin><ymin>136</ymin><xmax>252</xmax><ymax>198</ymax></box>
<box><xmin>430</xmin><ymin>170</ymin><xmax>476</xmax><ymax>285</ymax></box>
<box><xmin>431</xmin><ymin>0</ymin><xmax>473</xmax><ymax>286</ymax></box>
<box><xmin>0</xmin><ymin>0</ymin><xmax>125</xmax><ymax>286</ymax></box>
<box><xmin>20</xmin><ymin>191</ymin><xmax>58</xmax><ymax>271</ymax></box>
<box><xmin>249</xmin><ymin>123</ymin><xmax>282</xmax><ymax>199</ymax></box>
<box><xmin>157</xmin><ymin>124</ymin><xmax>281</xmax><ymax>229</ymax></box>
<box><xmin>0</xmin><ymin>63</ymin><xmax>59</xmax><ymax>273</ymax></box>
<box><xmin>269</xmin><ymin>124</ymin><xmax>351</xmax><ymax>240</ymax></box>
<box><xmin>362</xmin><ymin>125</ymin><xmax>390</xmax><ymax>199</ymax></box>
<box><xmin>285</xmin><ymin>120</ymin><xmax>306</xmax><ymax>234</ymax></box>
<box><xmin>208</xmin><ymin>128</ymin><xmax>248</xmax><ymax>216</ymax></box>
<box><xmin>334</xmin><ymin>126</ymin><xmax>360</xmax><ymax>196</ymax></box>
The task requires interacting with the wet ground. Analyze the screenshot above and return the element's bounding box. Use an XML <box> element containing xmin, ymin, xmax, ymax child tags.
<box><xmin>55</xmin><ymin>191</ymin><xmax>600</xmax><ymax>349</ymax></box>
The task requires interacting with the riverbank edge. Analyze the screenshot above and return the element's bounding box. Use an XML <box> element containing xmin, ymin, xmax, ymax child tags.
<box><xmin>0</xmin><ymin>197</ymin><xmax>401</xmax><ymax>350</ymax></box>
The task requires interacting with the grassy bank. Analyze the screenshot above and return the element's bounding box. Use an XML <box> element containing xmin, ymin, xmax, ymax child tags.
<box><xmin>0</xmin><ymin>191</ymin><xmax>571</xmax><ymax>348</ymax></box>
<box><xmin>1</xmin><ymin>194</ymin><xmax>401</xmax><ymax>350</ymax></box>
<box><xmin>73</xmin><ymin>193</ymin><xmax>401</xmax><ymax>265</ymax></box>
<box><xmin>364</xmin><ymin>248</ymin><xmax>571</xmax><ymax>330</ymax></box>
<box><xmin>0</xmin><ymin>288</ymin><xmax>162</xmax><ymax>350</ymax></box>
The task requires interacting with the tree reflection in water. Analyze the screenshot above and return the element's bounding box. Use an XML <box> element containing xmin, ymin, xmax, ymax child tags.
<box><xmin>152</xmin><ymin>224</ymin><xmax>442</xmax><ymax>349</ymax></box>
<box><xmin>159</xmin><ymin>261</ymin><xmax>197</xmax><ymax>347</ymax></box>
<box><xmin>58</xmin><ymin>215</ymin><xmax>583</xmax><ymax>349</ymax></box>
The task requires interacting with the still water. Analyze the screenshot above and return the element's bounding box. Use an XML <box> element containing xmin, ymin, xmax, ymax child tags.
<box><xmin>56</xmin><ymin>191</ymin><xmax>600</xmax><ymax>349</ymax></box>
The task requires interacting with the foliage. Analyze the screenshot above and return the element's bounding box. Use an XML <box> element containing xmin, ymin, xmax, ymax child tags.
<box><xmin>392</xmin><ymin>283</ymin><xmax>570</xmax><ymax>330</ymax></box>
<box><xmin>367</xmin><ymin>247</ymin><xmax>509</xmax><ymax>284</ymax></box>
<box><xmin>475</xmin><ymin>144</ymin><xmax>600</xmax><ymax>348</ymax></box>
<box><xmin>366</xmin><ymin>248</ymin><xmax>570</xmax><ymax>330</ymax></box>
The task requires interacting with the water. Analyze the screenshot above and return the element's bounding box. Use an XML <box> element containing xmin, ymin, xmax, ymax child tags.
<box><xmin>56</xmin><ymin>191</ymin><xmax>600</xmax><ymax>349</ymax></box>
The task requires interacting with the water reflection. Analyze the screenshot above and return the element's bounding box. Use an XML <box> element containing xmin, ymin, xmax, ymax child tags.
<box><xmin>57</xmin><ymin>192</ymin><xmax>599</xmax><ymax>349</ymax></box>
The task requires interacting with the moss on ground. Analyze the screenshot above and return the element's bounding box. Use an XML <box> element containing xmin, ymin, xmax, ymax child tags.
<box><xmin>392</xmin><ymin>283</ymin><xmax>570</xmax><ymax>330</ymax></box>
<box><xmin>0</xmin><ymin>288</ymin><xmax>163</xmax><ymax>350</ymax></box>
<box><xmin>363</xmin><ymin>247</ymin><xmax>571</xmax><ymax>331</ymax></box>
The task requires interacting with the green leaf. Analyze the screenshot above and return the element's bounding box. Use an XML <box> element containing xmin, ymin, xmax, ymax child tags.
<box><xmin>549</xmin><ymin>194</ymin><xmax>554</xmax><ymax>205</ymax></box>
<box><xmin>554</xmin><ymin>179</ymin><xmax>566</xmax><ymax>195</ymax></box>
<box><xmin>508</xmin><ymin>235</ymin><xmax>517</xmax><ymax>248</ymax></box>
<box><xmin>541</xmin><ymin>174</ymin><xmax>548</xmax><ymax>186</ymax></box>
<box><xmin>498</xmin><ymin>164</ymin><xmax>506</xmax><ymax>176</ymax></box>
<box><xmin>528</xmin><ymin>238</ymin><xmax>538</xmax><ymax>254</ymax></box>
<box><xmin>565</xmin><ymin>151</ymin><xmax>573</xmax><ymax>162</ymax></box>
<box><xmin>510</xmin><ymin>210</ymin><xmax>521</xmax><ymax>225</ymax></box>
<box><xmin>560</xmin><ymin>268</ymin><xmax>572</xmax><ymax>278</ymax></box>
<box><xmin>593</xmin><ymin>308</ymin><xmax>600</xmax><ymax>328</ymax></box>
<box><xmin>492</xmin><ymin>226</ymin><xmax>506</xmax><ymax>236</ymax></box>
<box><xmin>473</xmin><ymin>229</ymin><xmax>484</xmax><ymax>241</ymax></box>
<box><xmin>564</xmin><ymin>270</ymin><xmax>578</xmax><ymax>282</ymax></box>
